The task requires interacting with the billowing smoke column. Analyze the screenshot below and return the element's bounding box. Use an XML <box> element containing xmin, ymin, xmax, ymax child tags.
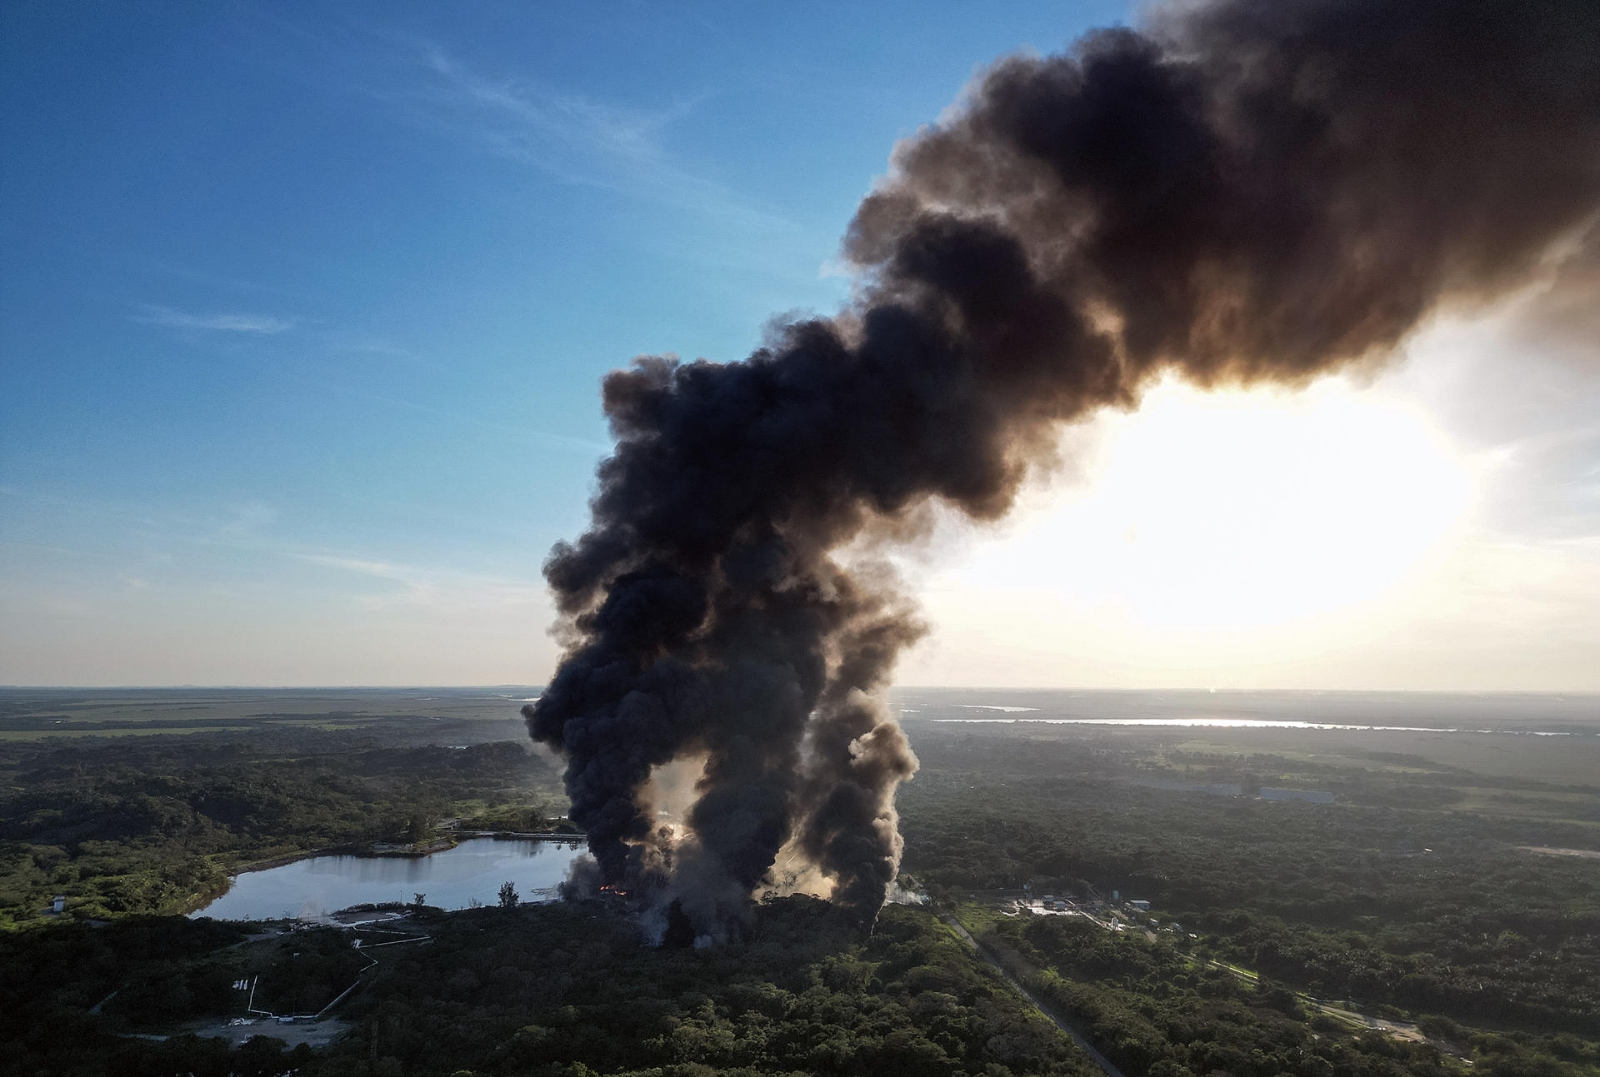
<box><xmin>527</xmin><ymin>0</ymin><xmax>1600</xmax><ymax>939</ymax></box>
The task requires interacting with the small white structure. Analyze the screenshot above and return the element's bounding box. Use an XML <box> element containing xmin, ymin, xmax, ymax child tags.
<box><xmin>1128</xmin><ymin>899</ymin><xmax>1151</xmax><ymax>911</ymax></box>
<box><xmin>51</xmin><ymin>895</ymin><xmax>65</xmax><ymax>914</ymax></box>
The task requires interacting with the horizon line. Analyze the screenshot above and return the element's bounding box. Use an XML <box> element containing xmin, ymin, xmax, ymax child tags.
<box><xmin>2</xmin><ymin>684</ymin><xmax>1595</xmax><ymax>696</ymax></box>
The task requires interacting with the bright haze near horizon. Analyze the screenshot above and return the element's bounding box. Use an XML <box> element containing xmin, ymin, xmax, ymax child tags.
<box><xmin>2</xmin><ymin>2</ymin><xmax>1596</xmax><ymax>691</ymax></box>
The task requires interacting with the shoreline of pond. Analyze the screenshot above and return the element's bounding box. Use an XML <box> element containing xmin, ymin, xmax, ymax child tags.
<box><xmin>190</xmin><ymin>834</ymin><xmax>588</xmax><ymax>921</ymax></box>
<box><xmin>226</xmin><ymin>830</ymin><xmax>582</xmax><ymax>878</ymax></box>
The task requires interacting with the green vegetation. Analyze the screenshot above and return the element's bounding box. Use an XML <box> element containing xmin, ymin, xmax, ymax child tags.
<box><xmin>0</xmin><ymin>698</ymin><xmax>562</xmax><ymax>925</ymax></box>
<box><xmin>966</xmin><ymin>907</ymin><xmax>1599</xmax><ymax>1077</ymax></box>
<box><xmin>3</xmin><ymin>691</ymin><xmax>1598</xmax><ymax>1076</ymax></box>
<box><xmin>2</xmin><ymin>899</ymin><xmax>1096</xmax><ymax>1077</ymax></box>
<box><xmin>0</xmin><ymin>687</ymin><xmax>539</xmax><ymax>740</ymax></box>
<box><xmin>900</xmin><ymin>726</ymin><xmax>1600</xmax><ymax>1037</ymax></box>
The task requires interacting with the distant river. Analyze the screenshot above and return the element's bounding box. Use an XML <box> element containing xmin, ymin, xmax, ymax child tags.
<box><xmin>192</xmin><ymin>838</ymin><xmax>585</xmax><ymax>921</ymax></box>
<box><xmin>929</xmin><ymin>715</ymin><xmax>1586</xmax><ymax>734</ymax></box>
<box><xmin>892</xmin><ymin>689</ymin><xmax>1600</xmax><ymax>736</ymax></box>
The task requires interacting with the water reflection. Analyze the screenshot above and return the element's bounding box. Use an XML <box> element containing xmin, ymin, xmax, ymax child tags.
<box><xmin>192</xmin><ymin>838</ymin><xmax>585</xmax><ymax>921</ymax></box>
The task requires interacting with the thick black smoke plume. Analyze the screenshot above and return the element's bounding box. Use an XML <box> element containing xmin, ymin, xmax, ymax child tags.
<box><xmin>527</xmin><ymin>0</ymin><xmax>1600</xmax><ymax>939</ymax></box>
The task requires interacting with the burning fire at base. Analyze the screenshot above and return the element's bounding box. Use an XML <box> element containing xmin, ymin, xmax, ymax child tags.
<box><xmin>525</xmin><ymin>0</ymin><xmax>1600</xmax><ymax>945</ymax></box>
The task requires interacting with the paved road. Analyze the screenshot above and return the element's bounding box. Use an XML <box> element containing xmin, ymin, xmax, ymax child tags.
<box><xmin>941</xmin><ymin>914</ymin><xmax>1128</xmax><ymax>1077</ymax></box>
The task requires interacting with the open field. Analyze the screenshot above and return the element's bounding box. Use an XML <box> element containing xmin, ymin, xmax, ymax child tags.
<box><xmin>896</xmin><ymin>689</ymin><xmax>1600</xmax><ymax>836</ymax></box>
<box><xmin>0</xmin><ymin>687</ymin><xmax>538</xmax><ymax>742</ymax></box>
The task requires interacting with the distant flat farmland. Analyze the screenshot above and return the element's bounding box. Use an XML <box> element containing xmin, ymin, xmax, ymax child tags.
<box><xmin>0</xmin><ymin>687</ymin><xmax>538</xmax><ymax>741</ymax></box>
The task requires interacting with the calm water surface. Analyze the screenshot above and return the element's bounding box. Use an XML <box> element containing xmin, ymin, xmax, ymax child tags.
<box><xmin>193</xmin><ymin>838</ymin><xmax>584</xmax><ymax>921</ymax></box>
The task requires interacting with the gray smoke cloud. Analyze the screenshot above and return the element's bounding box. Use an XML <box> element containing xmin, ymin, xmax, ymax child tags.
<box><xmin>526</xmin><ymin>0</ymin><xmax>1600</xmax><ymax>938</ymax></box>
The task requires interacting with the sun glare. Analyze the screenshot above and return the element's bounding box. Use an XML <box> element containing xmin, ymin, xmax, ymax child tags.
<box><xmin>943</xmin><ymin>375</ymin><xmax>1474</xmax><ymax>631</ymax></box>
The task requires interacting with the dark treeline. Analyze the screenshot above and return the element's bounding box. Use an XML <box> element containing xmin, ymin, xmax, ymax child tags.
<box><xmin>982</xmin><ymin>912</ymin><xmax>1600</xmax><ymax>1077</ymax></box>
<box><xmin>3</xmin><ymin>900</ymin><xmax>1096</xmax><ymax>1077</ymax></box>
<box><xmin>0</xmin><ymin>732</ymin><xmax>561</xmax><ymax>925</ymax></box>
<box><xmin>901</xmin><ymin>729</ymin><xmax>1600</xmax><ymax>1036</ymax></box>
<box><xmin>1</xmin><ymin>718</ymin><xmax>1597</xmax><ymax>1075</ymax></box>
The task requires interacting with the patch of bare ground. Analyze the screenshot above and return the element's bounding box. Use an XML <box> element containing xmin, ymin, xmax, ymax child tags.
<box><xmin>1518</xmin><ymin>845</ymin><xmax>1600</xmax><ymax>859</ymax></box>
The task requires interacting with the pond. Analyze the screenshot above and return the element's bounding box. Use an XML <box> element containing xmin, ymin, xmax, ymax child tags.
<box><xmin>191</xmin><ymin>838</ymin><xmax>586</xmax><ymax>921</ymax></box>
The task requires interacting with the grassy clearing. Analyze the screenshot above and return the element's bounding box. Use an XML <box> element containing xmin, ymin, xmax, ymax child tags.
<box><xmin>0</xmin><ymin>726</ymin><xmax>240</xmax><ymax>740</ymax></box>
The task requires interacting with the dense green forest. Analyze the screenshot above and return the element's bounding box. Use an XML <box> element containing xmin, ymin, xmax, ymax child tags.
<box><xmin>0</xmin><ymin>724</ymin><xmax>562</xmax><ymax>925</ymax></box>
<box><xmin>899</xmin><ymin>726</ymin><xmax>1600</xmax><ymax>1037</ymax></box>
<box><xmin>5</xmin><ymin>894</ymin><xmax>1595</xmax><ymax>1077</ymax></box>
<box><xmin>2</xmin><ymin>691</ymin><xmax>1598</xmax><ymax>1076</ymax></box>
<box><xmin>967</xmin><ymin>906</ymin><xmax>1599</xmax><ymax>1077</ymax></box>
<box><xmin>2</xmin><ymin>900</ymin><xmax>1096</xmax><ymax>1077</ymax></box>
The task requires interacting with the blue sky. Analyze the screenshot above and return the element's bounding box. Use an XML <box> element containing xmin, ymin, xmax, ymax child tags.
<box><xmin>0</xmin><ymin>2</ymin><xmax>1124</xmax><ymax>683</ymax></box>
<box><xmin>3</xmin><ymin>2</ymin><xmax>1596</xmax><ymax>688</ymax></box>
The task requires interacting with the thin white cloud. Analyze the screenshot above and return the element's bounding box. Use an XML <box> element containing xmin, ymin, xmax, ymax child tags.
<box><xmin>215</xmin><ymin>500</ymin><xmax>278</xmax><ymax>538</ymax></box>
<box><xmin>298</xmin><ymin>554</ymin><xmax>409</xmax><ymax>580</ymax></box>
<box><xmin>324</xmin><ymin>333</ymin><xmax>444</xmax><ymax>373</ymax></box>
<box><xmin>296</xmin><ymin>373</ymin><xmax>612</xmax><ymax>455</ymax></box>
<box><xmin>133</xmin><ymin>305</ymin><xmax>295</xmax><ymax>334</ymax></box>
<box><xmin>296</xmin><ymin>552</ymin><xmax>547</xmax><ymax>613</ymax></box>
<box><xmin>374</xmin><ymin>39</ymin><xmax>799</xmax><ymax>234</ymax></box>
